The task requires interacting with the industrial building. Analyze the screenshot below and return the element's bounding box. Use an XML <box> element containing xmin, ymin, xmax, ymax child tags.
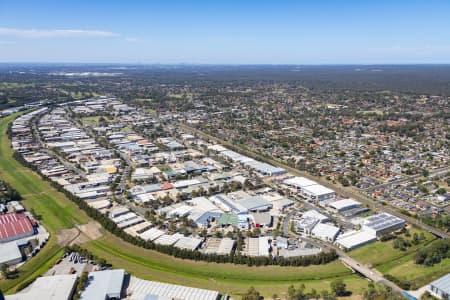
<box><xmin>311</xmin><ymin>223</ymin><xmax>340</xmax><ymax>242</ymax></box>
<box><xmin>295</xmin><ymin>210</ymin><xmax>329</xmax><ymax>234</ymax></box>
<box><xmin>428</xmin><ymin>273</ymin><xmax>450</xmax><ymax>299</ymax></box>
<box><xmin>5</xmin><ymin>274</ymin><xmax>77</xmax><ymax>300</ymax></box>
<box><xmin>335</xmin><ymin>230</ymin><xmax>377</xmax><ymax>250</ymax></box>
<box><xmin>126</xmin><ymin>276</ymin><xmax>220</xmax><ymax>300</ymax></box>
<box><xmin>362</xmin><ymin>213</ymin><xmax>406</xmax><ymax>236</ymax></box>
<box><xmin>0</xmin><ymin>213</ymin><xmax>36</xmax><ymax>243</ymax></box>
<box><xmin>301</xmin><ymin>184</ymin><xmax>336</xmax><ymax>203</ymax></box>
<box><xmin>243</xmin><ymin>160</ymin><xmax>286</xmax><ymax>176</ymax></box>
<box><xmin>328</xmin><ymin>199</ymin><xmax>361</xmax><ymax>213</ymax></box>
<box><xmin>283</xmin><ymin>177</ymin><xmax>336</xmax><ymax>203</ymax></box>
<box><xmin>81</xmin><ymin>269</ymin><xmax>125</xmax><ymax>300</ymax></box>
<box><xmin>283</xmin><ymin>176</ymin><xmax>317</xmax><ymax>190</ymax></box>
<box><xmin>0</xmin><ymin>240</ymin><xmax>24</xmax><ymax>266</ymax></box>
<box><xmin>237</xmin><ymin>196</ymin><xmax>272</xmax><ymax>212</ymax></box>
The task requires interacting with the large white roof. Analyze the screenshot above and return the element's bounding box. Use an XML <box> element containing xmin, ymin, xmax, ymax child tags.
<box><xmin>81</xmin><ymin>269</ymin><xmax>125</xmax><ymax>300</ymax></box>
<box><xmin>302</xmin><ymin>184</ymin><xmax>335</xmax><ymax>196</ymax></box>
<box><xmin>6</xmin><ymin>274</ymin><xmax>78</xmax><ymax>300</ymax></box>
<box><xmin>126</xmin><ymin>276</ymin><xmax>219</xmax><ymax>300</ymax></box>
<box><xmin>139</xmin><ymin>228</ymin><xmax>165</xmax><ymax>241</ymax></box>
<box><xmin>311</xmin><ymin>223</ymin><xmax>340</xmax><ymax>240</ymax></box>
<box><xmin>0</xmin><ymin>241</ymin><xmax>22</xmax><ymax>265</ymax></box>
<box><xmin>335</xmin><ymin>230</ymin><xmax>377</xmax><ymax>249</ymax></box>
<box><xmin>174</xmin><ymin>236</ymin><xmax>202</xmax><ymax>250</ymax></box>
<box><xmin>283</xmin><ymin>177</ymin><xmax>317</xmax><ymax>188</ymax></box>
<box><xmin>302</xmin><ymin>209</ymin><xmax>329</xmax><ymax>221</ymax></box>
<box><xmin>329</xmin><ymin>199</ymin><xmax>361</xmax><ymax>210</ymax></box>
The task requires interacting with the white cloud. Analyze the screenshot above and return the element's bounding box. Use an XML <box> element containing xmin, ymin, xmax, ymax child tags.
<box><xmin>0</xmin><ymin>27</ymin><xmax>119</xmax><ymax>38</ymax></box>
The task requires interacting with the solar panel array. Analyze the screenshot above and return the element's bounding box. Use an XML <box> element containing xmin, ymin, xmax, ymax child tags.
<box><xmin>364</xmin><ymin>213</ymin><xmax>405</xmax><ymax>231</ymax></box>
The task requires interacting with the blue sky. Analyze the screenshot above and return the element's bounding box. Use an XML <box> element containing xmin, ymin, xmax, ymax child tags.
<box><xmin>1</xmin><ymin>0</ymin><xmax>450</xmax><ymax>64</ymax></box>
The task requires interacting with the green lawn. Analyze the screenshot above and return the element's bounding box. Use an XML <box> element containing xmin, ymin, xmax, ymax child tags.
<box><xmin>348</xmin><ymin>227</ymin><xmax>435</xmax><ymax>267</ymax></box>
<box><xmin>386</xmin><ymin>258</ymin><xmax>450</xmax><ymax>289</ymax></box>
<box><xmin>348</xmin><ymin>227</ymin><xmax>448</xmax><ymax>290</ymax></box>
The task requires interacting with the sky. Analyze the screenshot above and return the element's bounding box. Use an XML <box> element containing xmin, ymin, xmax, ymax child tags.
<box><xmin>1</xmin><ymin>0</ymin><xmax>450</xmax><ymax>64</ymax></box>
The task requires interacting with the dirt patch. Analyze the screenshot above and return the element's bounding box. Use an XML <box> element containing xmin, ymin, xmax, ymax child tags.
<box><xmin>57</xmin><ymin>228</ymin><xmax>80</xmax><ymax>246</ymax></box>
<box><xmin>76</xmin><ymin>221</ymin><xmax>104</xmax><ymax>242</ymax></box>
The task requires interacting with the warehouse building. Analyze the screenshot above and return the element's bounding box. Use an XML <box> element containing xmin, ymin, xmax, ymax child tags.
<box><xmin>210</xmin><ymin>194</ymin><xmax>248</xmax><ymax>215</ymax></box>
<box><xmin>154</xmin><ymin>233</ymin><xmax>184</xmax><ymax>246</ymax></box>
<box><xmin>0</xmin><ymin>240</ymin><xmax>24</xmax><ymax>266</ymax></box>
<box><xmin>0</xmin><ymin>213</ymin><xmax>36</xmax><ymax>243</ymax></box>
<box><xmin>126</xmin><ymin>275</ymin><xmax>220</xmax><ymax>300</ymax></box>
<box><xmin>81</xmin><ymin>269</ymin><xmax>125</xmax><ymax>300</ymax></box>
<box><xmin>5</xmin><ymin>274</ymin><xmax>78</xmax><ymax>300</ymax></box>
<box><xmin>362</xmin><ymin>213</ymin><xmax>406</xmax><ymax>236</ymax></box>
<box><xmin>311</xmin><ymin>223</ymin><xmax>340</xmax><ymax>242</ymax></box>
<box><xmin>237</xmin><ymin>196</ymin><xmax>273</xmax><ymax>212</ymax></box>
<box><xmin>283</xmin><ymin>177</ymin><xmax>317</xmax><ymax>190</ymax></box>
<box><xmin>295</xmin><ymin>210</ymin><xmax>329</xmax><ymax>234</ymax></box>
<box><xmin>139</xmin><ymin>228</ymin><xmax>165</xmax><ymax>241</ymax></box>
<box><xmin>335</xmin><ymin>230</ymin><xmax>377</xmax><ymax>250</ymax></box>
<box><xmin>328</xmin><ymin>199</ymin><xmax>361</xmax><ymax>213</ymax></box>
<box><xmin>428</xmin><ymin>273</ymin><xmax>450</xmax><ymax>299</ymax></box>
<box><xmin>301</xmin><ymin>184</ymin><xmax>336</xmax><ymax>203</ymax></box>
<box><xmin>174</xmin><ymin>236</ymin><xmax>203</xmax><ymax>251</ymax></box>
<box><xmin>243</xmin><ymin>160</ymin><xmax>286</xmax><ymax>176</ymax></box>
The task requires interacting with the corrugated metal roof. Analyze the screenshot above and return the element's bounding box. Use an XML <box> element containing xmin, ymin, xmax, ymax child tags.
<box><xmin>430</xmin><ymin>273</ymin><xmax>450</xmax><ymax>295</ymax></box>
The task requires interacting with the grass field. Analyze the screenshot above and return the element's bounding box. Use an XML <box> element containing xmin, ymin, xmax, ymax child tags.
<box><xmin>348</xmin><ymin>226</ymin><xmax>447</xmax><ymax>290</ymax></box>
<box><xmin>387</xmin><ymin>257</ymin><xmax>450</xmax><ymax>289</ymax></box>
<box><xmin>349</xmin><ymin>227</ymin><xmax>435</xmax><ymax>267</ymax></box>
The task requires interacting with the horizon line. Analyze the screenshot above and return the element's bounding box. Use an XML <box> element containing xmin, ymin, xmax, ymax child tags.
<box><xmin>2</xmin><ymin>62</ymin><xmax>450</xmax><ymax>66</ymax></box>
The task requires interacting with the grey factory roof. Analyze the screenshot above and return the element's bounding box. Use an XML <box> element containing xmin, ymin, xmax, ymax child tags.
<box><xmin>81</xmin><ymin>269</ymin><xmax>125</xmax><ymax>300</ymax></box>
<box><xmin>430</xmin><ymin>273</ymin><xmax>450</xmax><ymax>296</ymax></box>
<box><xmin>238</xmin><ymin>196</ymin><xmax>272</xmax><ymax>211</ymax></box>
<box><xmin>127</xmin><ymin>276</ymin><xmax>219</xmax><ymax>300</ymax></box>
<box><xmin>5</xmin><ymin>274</ymin><xmax>78</xmax><ymax>300</ymax></box>
<box><xmin>174</xmin><ymin>236</ymin><xmax>203</xmax><ymax>251</ymax></box>
<box><xmin>363</xmin><ymin>213</ymin><xmax>405</xmax><ymax>232</ymax></box>
<box><xmin>0</xmin><ymin>241</ymin><xmax>22</xmax><ymax>265</ymax></box>
<box><xmin>329</xmin><ymin>199</ymin><xmax>361</xmax><ymax>211</ymax></box>
<box><xmin>243</xmin><ymin>160</ymin><xmax>286</xmax><ymax>175</ymax></box>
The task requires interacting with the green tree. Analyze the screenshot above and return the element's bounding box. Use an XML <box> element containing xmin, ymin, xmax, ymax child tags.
<box><xmin>331</xmin><ymin>278</ymin><xmax>347</xmax><ymax>296</ymax></box>
<box><xmin>242</xmin><ymin>286</ymin><xmax>260</xmax><ymax>300</ymax></box>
